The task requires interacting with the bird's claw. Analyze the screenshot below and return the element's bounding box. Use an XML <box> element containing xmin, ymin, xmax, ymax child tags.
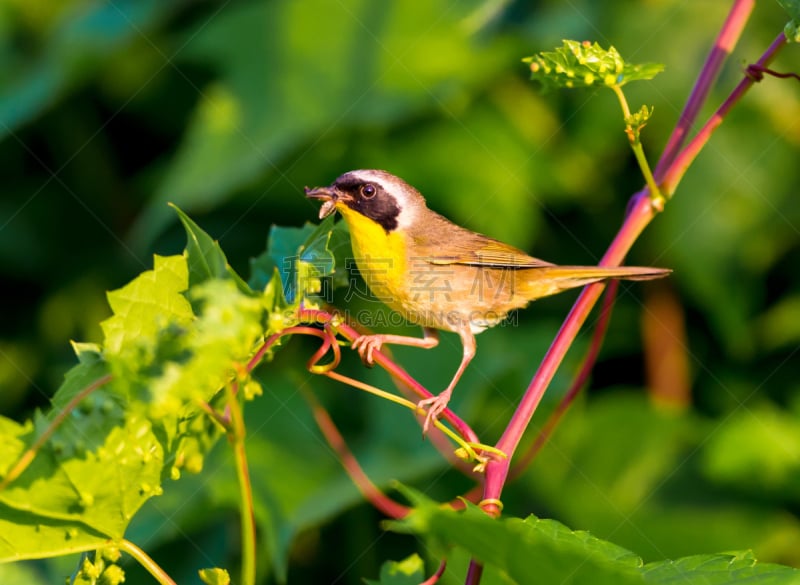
<box><xmin>417</xmin><ymin>389</ymin><xmax>452</xmax><ymax>434</ymax></box>
<box><xmin>352</xmin><ymin>335</ymin><xmax>383</xmax><ymax>366</ymax></box>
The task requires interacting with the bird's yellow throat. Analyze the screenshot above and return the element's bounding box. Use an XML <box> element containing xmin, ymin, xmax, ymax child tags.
<box><xmin>337</xmin><ymin>203</ymin><xmax>407</xmax><ymax>305</ymax></box>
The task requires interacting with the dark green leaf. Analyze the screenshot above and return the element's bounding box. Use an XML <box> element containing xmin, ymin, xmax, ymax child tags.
<box><xmin>777</xmin><ymin>0</ymin><xmax>800</xmax><ymax>20</ymax></box>
<box><xmin>171</xmin><ymin>204</ymin><xmax>251</xmax><ymax>293</ymax></box>
<box><xmin>250</xmin><ymin>215</ymin><xmax>346</xmax><ymax>304</ymax></box>
<box><xmin>388</xmin><ymin>488</ymin><xmax>800</xmax><ymax>585</ymax></box>
<box><xmin>388</xmin><ymin>487</ymin><xmax>645</xmax><ymax>585</ymax></box>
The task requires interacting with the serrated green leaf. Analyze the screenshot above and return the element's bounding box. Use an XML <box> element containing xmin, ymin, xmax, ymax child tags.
<box><xmin>642</xmin><ymin>551</ymin><xmax>800</xmax><ymax>584</ymax></box>
<box><xmin>0</xmin><ymin>404</ymin><xmax>163</xmax><ymax>561</ymax></box>
<box><xmin>111</xmin><ymin>277</ymin><xmax>264</xmax><ymax>420</ymax></box>
<box><xmin>171</xmin><ymin>204</ymin><xmax>251</xmax><ymax>293</ymax></box>
<box><xmin>250</xmin><ymin>214</ymin><xmax>347</xmax><ymax>305</ymax></box>
<box><xmin>0</xmin><ymin>262</ymin><xmax>268</xmax><ymax>563</ymax></box>
<box><xmin>364</xmin><ymin>553</ymin><xmax>426</xmax><ymax>585</ymax></box>
<box><xmin>388</xmin><ymin>487</ymin><xmax>645</xmax><ymax>585</ymax></box>
<box><xmin>387</xmin><ymin>487</ymin><xmax>800</xmax><ymax>585</ymax></box>
<box><xmin>100</xmin><ymin>255</ymin><xmax>193</xmax><ymax>356</ymax></box>
<box><xmin>524</xmin><ymin>40</ymin><xmax>663</xmax><ymax>91</ymax></box>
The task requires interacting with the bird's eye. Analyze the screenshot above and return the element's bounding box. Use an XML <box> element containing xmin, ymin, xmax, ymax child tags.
<box><xmin>361</xmin><ymin>183</ymin><xmax>376</xmax><ymax>199</ymax></box>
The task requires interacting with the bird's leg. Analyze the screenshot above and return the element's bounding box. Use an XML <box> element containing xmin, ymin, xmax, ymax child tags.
<box><xmin>417</xmin><ymin>326</ymin><xmax>476</xmax><ymax>434</ymax></box>
<box><xmin>352</xmin><ymin>327</ymin><xmax>439</xmax><ymax>366</ymax></box>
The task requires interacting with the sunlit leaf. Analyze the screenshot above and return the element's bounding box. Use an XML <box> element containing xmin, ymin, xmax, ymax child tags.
<box><xmin>524</xmin><ymin>40</ymin><xmax>663</xmax><ymax>91</ymax></box>
<box><xmin>199</xmin><ymin>567</ymin><xmax>231</xmax><ymax>585</ymax></box>
<box><xmin>365</xmin><ymin>554</ymin><xmax>426</xmax><ymax>585</ymax></box>
<box><xmin>100</xmin><ymin>255</ymin><xmax>193</xmax><ymax>356</ymax></box>
<box><xmin>0</xmin><ymin>404</ymin><xmax>163</xmax><ymax>560</ymax></box>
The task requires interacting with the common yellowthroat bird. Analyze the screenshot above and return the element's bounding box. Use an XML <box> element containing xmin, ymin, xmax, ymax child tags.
<box><xmin>305</xmin><ymin>170</ymin><xmax>669</xmax><ymax>432</ymax></box>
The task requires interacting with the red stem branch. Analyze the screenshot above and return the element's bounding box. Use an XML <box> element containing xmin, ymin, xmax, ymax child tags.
<box><xmin>660</xmin><ymin>31</ymin><xmax>787</xmax><ymax>195</ymax></box>
<box><xmin>483</xmin><ymin>0</ymin><xmax>780</xmax><ymax>508</ymax></box>
<box><xmin>0</xmin><ymin>373</ymin><xmax>113</xmax><ymax>491</ymax></box>
<box><xmin>298</xmin><ymin>309</ymin><xmax>479</xmax><ymax>444</ymax></box>
<box><xmin>509</xmin><ymin>281</ymin><xmax>619</xmax><ymax>478</ymax></box>
<box><xmin>655</xmin><ymin>0</ymin><xmax>755</xmax><ymax>175</ymax></box>
<box><xmin>304</xmin><ymin>389</ymin><xmax>409</xmax><ymax>519</ymax></box>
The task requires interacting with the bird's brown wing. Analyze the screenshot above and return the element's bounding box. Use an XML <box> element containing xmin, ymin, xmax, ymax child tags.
<box><xmin>411</xmin><ymin>215</ymin><xmax>554</xmax><ymax>268</ymax></box>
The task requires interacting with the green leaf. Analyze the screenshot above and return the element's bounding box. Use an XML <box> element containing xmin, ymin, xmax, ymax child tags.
<box><xmin>109</xmin><ymin>277</ymin><xmax>265</xmax><ymax>420</ymax></box>
<box><xmin>0</xmin><ymin>402</ymin><xmax>163</xmax><ymax>560</ymax></box>
<box><xmin>777</xmin><ymin>0</ymin><xmax>800</xmax><ymax>20</ymax></box>
<box><xmin>625</xmin><ymin>105</ymin><xmax>655</xmax><ymax>142</ymax></box>
<box><xmin>199</xmin><ymin>567</ymin><xmax>231</xmax><ymax>585</ymax></box>
<box><xmin>250</xmin><ymin>215</ymin><xmax>348</xmax><ymax>305</ymax></box>
<box><xmin>365</xmin><ymin>554</ymin><xmax>426</xmax><ymax>585</ymax></box>
<box><xmin>777</xmin><ymin>0</ymin><xmax>800</xmax><ymax>40</ymax></box>
<box><xmin>517</xmin><ymin>392</ymin><xmax>800</xmax><ymax>563</ymax></box>
<box><xmin>100</xmin><ymin>255</ymin><xmax>193</xmax><ymax>356</ymax></box>
<box><xmin>643</xmin><ymin>551</ymin><xmax>800</xmax><ymax>584</ymax></box>
<box><xmin>172</xmin><ymin>205</ymin><xmax>228</xmax><ymax>285</ymax></box>
<box><xmin>524</xmin><ymin>40</ymin><xmax>663</xmax><ymax>91</ymax></box>
<box><xmin>171</xmin><ymin>204</ymin><xmax>251</xmax><ymax>292</ymax></box>
<box><xmin>388</xmin><ymin>488</ymin><xmax>800</xmax><ymax>585</ymax></box>
<box><xmin>388</xmin><ymin>487</ymin><xmax>645</xmax><ymax>585</ymax></box>
<box><xmin>251</xmin><ymin>224</ymin><xmax>311</xmax><ymax>303</ymax></box>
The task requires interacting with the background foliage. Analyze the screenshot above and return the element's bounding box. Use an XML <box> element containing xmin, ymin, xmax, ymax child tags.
<box><xmin>1</xmin><ymin>0</ymin><xmax>799</xmax><ymax>583</ymax></box>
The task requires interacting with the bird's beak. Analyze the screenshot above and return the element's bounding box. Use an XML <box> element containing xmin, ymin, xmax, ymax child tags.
<box><xmin>304</xmin><ymin>186</ymin><xmax>338</xmax><ymax>220</ymax></box>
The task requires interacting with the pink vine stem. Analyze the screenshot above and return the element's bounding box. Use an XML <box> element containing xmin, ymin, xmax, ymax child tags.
<box><xmin>482</xmin><ymin>0</ymin><xmax>777</xmax><ymax>513</ymax></box>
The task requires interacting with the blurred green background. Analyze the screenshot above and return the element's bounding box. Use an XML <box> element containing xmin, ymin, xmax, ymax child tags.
<box><xmin>1</xmin><ymin>0</ymin><xmax>799</xmax><ymax>583</ymax></box>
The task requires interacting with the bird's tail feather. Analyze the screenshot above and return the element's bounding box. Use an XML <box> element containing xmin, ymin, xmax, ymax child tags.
<box><xmin>521</xmin><ymin>265</ymin><xmax>670</xmax><ymax>299</ymax></box>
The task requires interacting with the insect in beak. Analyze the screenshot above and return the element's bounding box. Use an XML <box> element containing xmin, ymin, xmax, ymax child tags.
<box><xmin>304</xmin><ymin>186</ymin><xmax>338</xmax><ymax>219</ymax></box>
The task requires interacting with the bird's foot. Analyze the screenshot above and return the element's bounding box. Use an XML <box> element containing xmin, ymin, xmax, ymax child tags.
<box><xmin>352</xmin><ymin>334</ymin><xmax>385</xmax><ymax>366</ymax></box>
<box><xmin>417</xmin><ymin>389</ymin><xmax>452</xmax><ymax>434</ymax></box>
